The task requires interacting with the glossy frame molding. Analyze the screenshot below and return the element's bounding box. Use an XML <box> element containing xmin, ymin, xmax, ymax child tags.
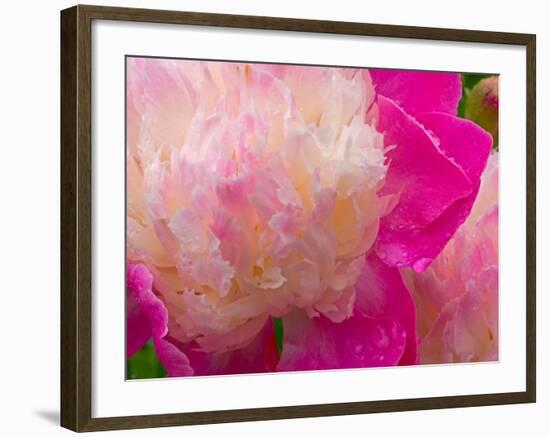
<box><xmin>60</xmin><ymin>4</ymin><xmax>536</xmax><ymax>432</ymax></box>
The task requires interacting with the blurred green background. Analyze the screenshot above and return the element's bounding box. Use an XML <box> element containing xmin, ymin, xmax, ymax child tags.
<box><xmin>127</xmin><ymin>341</ymin><xmax>166</xmax><ymax>379</ymax></box>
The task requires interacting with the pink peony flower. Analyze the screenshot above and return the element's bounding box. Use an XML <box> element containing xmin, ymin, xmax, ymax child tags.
<box><xmin>404</xmin><ymin>154</ymin><xmax>498</xmax><ymax>363</ymax></box>
<box><xmin>126</xmin><ymin>58</ymin><xmax>493</xmax><ymax>375</ymax></box>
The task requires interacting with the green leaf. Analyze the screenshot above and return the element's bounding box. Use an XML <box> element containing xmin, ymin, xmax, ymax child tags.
<box><xmin>273</xmin><ymin>317</ymin><xmax>284</xmax><ymax>354</ymax></box>
<box><xmin>126</xmin><ymin>341</ymin><xmax>167</xmax><ymax>379</ymax></box>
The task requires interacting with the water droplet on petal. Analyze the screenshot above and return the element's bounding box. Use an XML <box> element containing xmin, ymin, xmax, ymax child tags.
<box><xmin>412</xmin><ymin>257</ymin><xmax>432</xmax><ymax>272</ymax></box>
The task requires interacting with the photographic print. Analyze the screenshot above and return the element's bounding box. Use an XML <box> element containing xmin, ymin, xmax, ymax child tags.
<box><xmin>125</xmin><ymin>57</ymin><xmax>499</xmax><ymax>379</ymax></box>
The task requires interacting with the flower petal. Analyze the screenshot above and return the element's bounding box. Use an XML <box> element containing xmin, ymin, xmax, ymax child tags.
<box><xmin>369</xmin><ymin>69</ymin><xmax>462</xmax><ymax>115</ymax></box>
<box><xmin>277</xmin><ymin>310</ymin><xmax>406</xmax><ymax>371</ymax></box>
<box><xmin>126</xmin><ymin>263</ymin><xmax>168</xmax><ymax>357</ymax></box>
<box><xmin>419</xmin><ymin>267</ymin><xmax>498</xmax><ymax>364</ymax></box>
<box><xmin>126</xmin><ymin>304</ymin><xmax>152</xmax><ymax>359</ymax></box>
<box><xmin>416</xmin><ymin>112</ymin><xmax>493</xmax><ymax>186</ymax></box>
<box><xmin>181</xmin><ymin>320</ymin><xmax>279</xmax><ymax>376</ymax></box>
<box><xmin>375</xmin><ymin>96</ymin><xmax>492</xmax><ymax>270</ymax></box>
<box><xmin>355</xmin><ymin>253</ymin><xmax>418</xmax><ymax>365</ymax></box>
<box><xmin>153</xmin><ymin>337</ymin><xmax>194</xmax><ymax>377</ymax></box>
<box><xmin>127</xmin><ymin>263</ymin><xmax>168</xmax><ymax>340</ymax></box>
<box><xmin>377</xmin><ymin>96</ymin><xmax>473</xmax><ymax>229</ymax></box>
<box><xmin>127</xmin><ymin>263</ymin><xmax>194</xmax><ymax>376</ymax></box>
<box><xmin>127</xmin><ymin>58</ymin><xmax>199</xmax><ymax>163</ymax></box>
<box><xmin>407</xmin><ymin>155</ymin><xmax>498</xmax><ymax>364</ymax></box>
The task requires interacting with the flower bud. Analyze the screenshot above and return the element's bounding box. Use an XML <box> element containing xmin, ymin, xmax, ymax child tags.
<box><xmin>465</xmin><ymin>76</ymin><xmax>499</xmax><ymax>148</ymax></box>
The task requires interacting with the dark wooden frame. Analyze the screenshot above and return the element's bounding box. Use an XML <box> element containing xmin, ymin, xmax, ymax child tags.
<box><xmin>60</xmin><ymin>4</ymin><xmax>536</xmax><ymax>432</ymax></box>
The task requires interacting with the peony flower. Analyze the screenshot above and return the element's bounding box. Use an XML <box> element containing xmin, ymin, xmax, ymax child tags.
<box><xmin>403</xmin><ymin>154</ymin><xmax>498</xmax><ymax>363</ymax></box>
<box><xmin>126</xmin><ymin>58</ymin><xmax>493</xmax><ymax>375</ymax></box>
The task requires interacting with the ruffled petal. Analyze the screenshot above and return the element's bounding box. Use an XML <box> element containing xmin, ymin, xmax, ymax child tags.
<box><xmin>369</xmin><ymin>69</ymin><xmax>462</xmax><ymax>115</ymax></box>
<box><xmin>277</xmin><ymin>310</ymin><xmax>406</xmax><ymax>371</ymax></box>
<box><xmin>355</xmin><ymin>253</ymin><xmax>418</xmax><ymax>365</ymax></box>
<box><xmin>128</xmin><ymin>59</ymin><xmax>389</xmax><ymax>358</ymax></box>
<box><xmin>375</xmin><ymin>96</ymin><xmax>492</xmax><ymax>271</ymax></box>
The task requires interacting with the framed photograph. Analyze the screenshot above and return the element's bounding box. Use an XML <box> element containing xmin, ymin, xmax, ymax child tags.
<box><xmin>60</xmin><ymin>4</ymin><xmax>536</xmax><ymax>432</ymax></box>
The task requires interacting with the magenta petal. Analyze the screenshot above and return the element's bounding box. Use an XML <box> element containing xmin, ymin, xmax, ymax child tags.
<box><xmin>127</xmin><ymin>264</ymin><xmax>161</xmax><ymax>358</ymax></box>
<box><xmin>126</xmin><ymin>306</ymin><xmax>151</xmax><ymax>358</ymax></box>
<box><xmin>126</xmin><ymin>305</ymin><xmax>152</xmax><ymax>359</ymax></box>
<box><xmin>375</xmin><ymin>96</ymin><xmax>492</xmax><ymax>270</ymax></box>
<box><xmin>182</xmin><ymin>320</ymin><xmax>279</xmax><ymax>376</ymax></box>
<box><xmin>127</xmin><ymin>263</ymin><xmax>168</xmax><ymax>340</ymax></box>
<box><xmin>277</xmin><ymin>310</ymin><xmax>406</xmax><ymax>372</ymax></box>
<box><xmin>126</xmin><ymin>262</ymin><xmax>195</xmax><ymax>377</ymax></box>
<box><xmin>377</xmin><ymin>96</ymin><xmax>472</xmax><ymax>230</ymax></box>
<box><xmin>369</xmin><ymin>69</ymin><xmax>462</xmax><ymax>115</ymax></box>
<box><xmin>355</xmin><ymin>254</ymin><xmax>418</xmax><ymax>365</ymax></box>
<box><xmin>415</xmin><ymin>112</ymin><xmax>493</xmax><ymax>184</ymax></box>
<box><xmin>153</xmin><ymin>338</ymin><xmax>194</xmax><ymax>377</ymax></box>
